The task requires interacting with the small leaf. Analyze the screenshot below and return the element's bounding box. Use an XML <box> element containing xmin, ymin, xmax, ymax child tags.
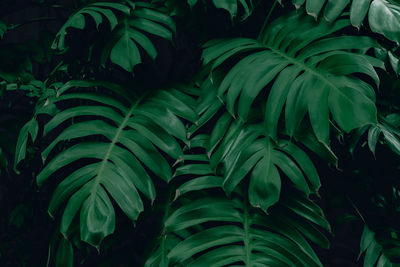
<box><xmin>14</xmin><ymin>118</ymin><xmax>38</xmax><ymax>173</ymax></box>
<box><xmin>369</xmin><ymin>0</ymin><xmax>400</xmax><ymax>44</ymax></box>
<box><xmin>110</xmin><ymin>31</ymin><xmax>142</xmax><ymax>72</ymax></box>
<box><xmin>56</xmin><ymin>237</ymin><xmax>74</xmax><ymax>267</ymax></box>
<box><xmin>350</xmin><ymin>0</ymin><xmax>372</xmax><ymax>28</ymax></box>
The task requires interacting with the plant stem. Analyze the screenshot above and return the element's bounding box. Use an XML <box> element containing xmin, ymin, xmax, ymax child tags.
<box><xmin>347</xmin><ymin>196</ymin><xmax>366</xmax><ymax>223</ymax></box>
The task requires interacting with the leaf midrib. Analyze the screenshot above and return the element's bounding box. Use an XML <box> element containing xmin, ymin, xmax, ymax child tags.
<box><xmin>266</xmin><ymin>45</ymin><xmax>339</xmax><ymax>93</ymax></box>
<box><xmin>88</xmin><ymin>100</ymin><xmax>139</xmax><ymax>202</ymax></box>
<box><xmin>265</xmin><ymin>44</ymin><xmax>377</xmax><ymax>132</ymax></box>
<box><xmin>243</xmin><ymin>198</ymin><xmax>251</xmax><ymax>266</ymax></box>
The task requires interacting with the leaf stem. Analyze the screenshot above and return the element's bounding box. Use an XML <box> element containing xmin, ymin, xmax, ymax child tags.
<box><xmin>243</xmin><ymin>193</ymin><xmax>252</xmax><ymax>266</ymax></box>
<box><xmin>347</xmin><ymin>196</ymin><xmax>366</xmax><ymax>224</ymax></box>
<box><xmin>160</xmin><ymin>188</ymin><xmax>174</xmax><ymax>266</ymax></box>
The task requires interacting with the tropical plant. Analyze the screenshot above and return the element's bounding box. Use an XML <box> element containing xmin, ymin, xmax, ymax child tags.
<box><xmin>1</xmin><ymin>0</ymin><xmax>400</xmax><ymax>266</ymax></box>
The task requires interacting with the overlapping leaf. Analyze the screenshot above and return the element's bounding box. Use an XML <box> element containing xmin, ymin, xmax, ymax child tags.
<box><xmin>52</xmin><ymin>2</ymin><xmax>131</xmax><ymax>50</ymax></box>
<box><xmin>36</xmin><ymin>81</ymin><xmax>197</xmax><ymax>247</ymax></box>
<box><xmin>359</xmin><ymin>225</ymin><xmax>400</xmax><ymax>267</ymax></box>
<box><xmin>145</xmin><ymin>134</ymin><xmax>329</xmax><ymax>267</ymax></box>
<box><xmin>203</xmin><ymin>12</ymin><xmax>382</xmax><ymax>145</ymax></box>
<box><xmin>350</xmin><ymin>113</ymin><xmax>400</xmax><ymax>156</ymax></box>
<box><xmin>188</xmin><ymin>0</ymin><xmax>254</xmax><ymax>20</ymax></box>
<box><xmin>14</xmin><ymin>82</ymin><xmax>59</xmax><ymax>173</ymax></box>
<box><xmin>208</xmin><ymin>117</ymin><xmax>321</xmax><ymax>211</ymax></box>
<box><xmin>53</xmin><ymin>2</ymin><xmax>175</xmax><ymax>72</ymax></box>
<box><xmin>185</xmin><ymin>76</ymin><xmax>322</xmax><ymax>212</ymax></box>
<box><xmin>144</xmin><ymin>134</ymin><xmax>215</xmax><ymax>267</ymax></box>
<box><xmin>103</xmin><ymin>2</ymin><xmax>176</xmax><ymax>72</ymax></box>
<box><xmin>143</xmin><ymin>192</ymin><xmax>193</xmax><ymax>267</ymax></box>
<box><xmin>374</xmin><ymin>47</ymin><xmax>400</xmax><ymax>76</ymax></box>
<box><xmin>291</xmin><ymin>0</ymin><xmax>400</xmax><ymax>44</ymax></box>
<box><xmin>368</xmin><ymin>0</ymin><xmax>400</xmax><ymax>44</ymax></box>
<box><xmin>165</xmin><ymin>194</ymin><xmax>330</xmax><ymax>267</ymax></box>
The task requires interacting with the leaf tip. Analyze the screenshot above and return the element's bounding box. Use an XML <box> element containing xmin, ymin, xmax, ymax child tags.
<box><xmin>173</xmin><ymin>190</ymin><xmax>180</xmax><ymax>201</ymax></box>
<box><xmin>48</xmin><ymin>210</ymin><xmax>55</xmax><ymax>220</ymax></box>
<box><xmin>307</xmin><ymin>12</ymin><xmax>318</xmax><ymax>20</ymax></box>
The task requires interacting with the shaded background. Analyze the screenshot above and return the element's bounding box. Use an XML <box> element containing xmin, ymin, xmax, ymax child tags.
<box><xmin>1</xmin><ymin>0</ymin><xmax>399</xmax><ymax>266</ymax></box>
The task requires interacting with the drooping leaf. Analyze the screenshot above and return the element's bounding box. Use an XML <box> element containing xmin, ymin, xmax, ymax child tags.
<box><xmin>146</xmin><ymin>133</ymin><xmax>330</xmax><ymax>267</ymax></box>
<box><xmin>350</xmin><ymin>0</ymin><xmax>372</xmax><ymax>28</ymax></box>
<box><xmin>351</xmin><ymin>113</ymin><xmax>400</xmax><ymax>156</ymax></box>
<box><xmin>52</xmin><ymin>2</ymin><xmax>131</xmax><ymax>50</ymax></box>
<box><xmin>179</xmin><ymin>0</ymin><xmax>254</xmax><ymax>20</ymax></box>
<box><xmin>292</xmin><ymin>0</ymin><xmax>400</xmax><ymax>44</ymax></box>
<box><xmin>103</xmin><ymin>5</ymin><xmax>175</xmax><ymax>72</ymax></box>
<box><xmin>55</xmin><ymin>237</ymin><xmax>74</xmax><ymax>267</ymax></box>
<box><xmin>166</xmin><ymin>191</ymin><xmax>329</xmax><ymax>267</ymax></box>
<box><xmin>203</xmin><ymin>12</ymin><xmax>381</xmax><ymax>145</ymax></box>
<box><xmin>0</xmin><ymin>21</ymin><xmax>6</xmax><ymax>39</ymax></box>
<box><xmin>369</xmin><ymin>0</ymin><xmax>400</xmax><ymax>45</ymax></box>
<box><xmin>359</xmin><ymin>225</ymin><xmax>399</xmax><ymax>267</ymax></box>
<box><xmin>207</xmin><ymin>119</ymin><xmax>320</xmax><ymax>211</ymax></box>
<box><xmin>37</xmin><ymin>81</ymin><xmax>196</xmax><ymax>247</ymax></box>
<box><xmin>14</xmin><ymin>118</ymin><xmax>38</xmax><ymax>173</ymax></box>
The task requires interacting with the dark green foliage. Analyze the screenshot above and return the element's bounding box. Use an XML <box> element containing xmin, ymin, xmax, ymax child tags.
<box><xmin>1</xmin><ymin>0</ymin><xmax>400</xmax><ymax>266</ymax></box>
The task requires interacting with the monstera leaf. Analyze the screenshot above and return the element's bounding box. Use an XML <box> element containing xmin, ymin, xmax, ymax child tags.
<box><xmin>37</xmin><ymin>80</ymin><xmax>197</xmax><ymax>247</ymax></box>
<box><xmin>208</xmin><ymin>118</ymin><xmax>321</xmax><ymax>211</ymax></box>
<box><xmin>53</xmin><ymin>1</ymin><xmax>175</xmax><ymax>72</ymax></box>
<box><xmin>359</xmin><ymin>225</ymin><xmax>400</xmax><ymax>267</ymax></box>
<box><xmin>184</xmin><ymin>75</ymin><xmax>321</xmax><ymax>212</ymax></box>
<box><xmin>189</xmin><ymin>0</ymin><xmax>255</xmax><ymax>19</ymax></box>
<box><xmin>291</xmin><ymin>0</ymin><xmax>400</xmax><ymax>44</ymax></box>
<box><xmin>203</xmin><ymin>12</ymin><xmax>383</xmax><ymax>145</ymax></box>
<box><xmin>14</xmin><ymin>82</ymin><xmax>59</xmax><ymax>173</ymax></box>
<box><xmin>368</xmin><ymin>0</ymin><xmax>400</xmax><ymax>45</ymax></box>
<box><xmin>145</xmin><ymin>133</ymin><xmax>329</xmax><ymax>266</ymax></box>
<box><xmin>103</xmin><ymin>2</ymin><xmax>176</xmax><ymax>72</ymax></box>
<box><xmin>165</xmin><ymin>192</ymin><xmax>330</xmax><ymax>267</ymax></box>
<box><xmin>350</xmin><ymin>113</ymin><xmax>400</xmax><ymax>156</ymax></box>
<box><xmin>52</xmin><ymin>2</ymin><xmax>131</xmax><ymax>50</ymax></box>
<box><xmin>374</xmin><ymin>47</ymin><xmax>400</xmax><ymax>76</ymax></box>
<box><xmin>154</xmin><ymin>0</ymin><xmax>256</xmax><ymax>20</ymax></box>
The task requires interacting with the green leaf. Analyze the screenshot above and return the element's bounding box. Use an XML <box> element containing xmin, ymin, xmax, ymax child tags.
<box><xmin>14</xmin><ymin>118</ymin><xmax>38</xmax><ymax>173</ymax></box>
<box><xmin>56</xmin><ymin>237</ymin><xmax>74</xmax><ymax>267</ymax></box>
<box><xmin>52</xmin><ymin>2</ymin><xmax>126</xmax><ymax>50</ymax></box>
<box><xmin>104</xmin><ymin>6</ymin><xmax>175</xmax><ymax>72</ymax></box>
<box><xmin>306</xmin><ymin>0</ymin><xmax>325</xmax><ymax>18</ymax></box>
<box><xmin>204</xmin><ymin>12</ymin><xmax>380</xmax><ymax>144</ymax></box>
<box><xmin>185</xmin><ymin>0</ymin><xmax>254</xmax><ymax>20</ymax></box>
<box><xmin>0</xmin><ymin>21</ymin><xmax>6</xmax><ymax>39</ymax></box>
<box><xmin>213</xmin><ymin>0</ymin><xmax>238</xmax><ymax>18</ymax></box>
<box><xmin>110</xmin><ymin>30</ymin><xmax>142</xmax><ymax>71</ymax></box>
<box><xmin>205</xmin><ymin>119</ymin><xmax>316</xmax><ymax>211</ymax></box>
<box><xmin>324</xmin><ymin>0</ymin><xmax>350</xmax><ymax>22</ymax></box>
<box><xmin>293</xmin><ymin>0</ymin><xmax>400</xmax><ymax>44</ymax></box>
<box><xmin>359</xmin><ymin>225</ymin><xmax>396</xmax><ymax>267</ymax></box>
<box><xmin>350</xmin><ymin>0</ymin><xmax>372</xmax><ymax>28</ymax></box>
<box><xmin>37</xmin><ymin>82</ymin><xmax>195</xmax><ymax>247</ymax></box>
<box><xmin>164</xmin><ymin>190</ymin><xmax>329</xmax><ymax>267</ymax></box>
<box><xmin>328</xmin><ymin>86</ymin><xmax>377</xmax><ymax>133</ymax></box>
<box><xmin>368</xmin><ymin>125</ymin><xmax>381</xmax><ymax>155</ymax></box>
<box><xmin>52</xmin><ymin>2</ymin><xmax>158</xmax><ymax>53</ymax></box>
<box><xmin>369</xmin><ymin>0</ymin><xmax>400</xmax><ymax>44</ymax></box>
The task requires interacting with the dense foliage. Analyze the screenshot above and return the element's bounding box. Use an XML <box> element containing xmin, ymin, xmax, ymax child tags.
<box><xmin>1</xmin><ymin>0</ymin><xmax>400</xmax><ymax>266</ymax></box>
